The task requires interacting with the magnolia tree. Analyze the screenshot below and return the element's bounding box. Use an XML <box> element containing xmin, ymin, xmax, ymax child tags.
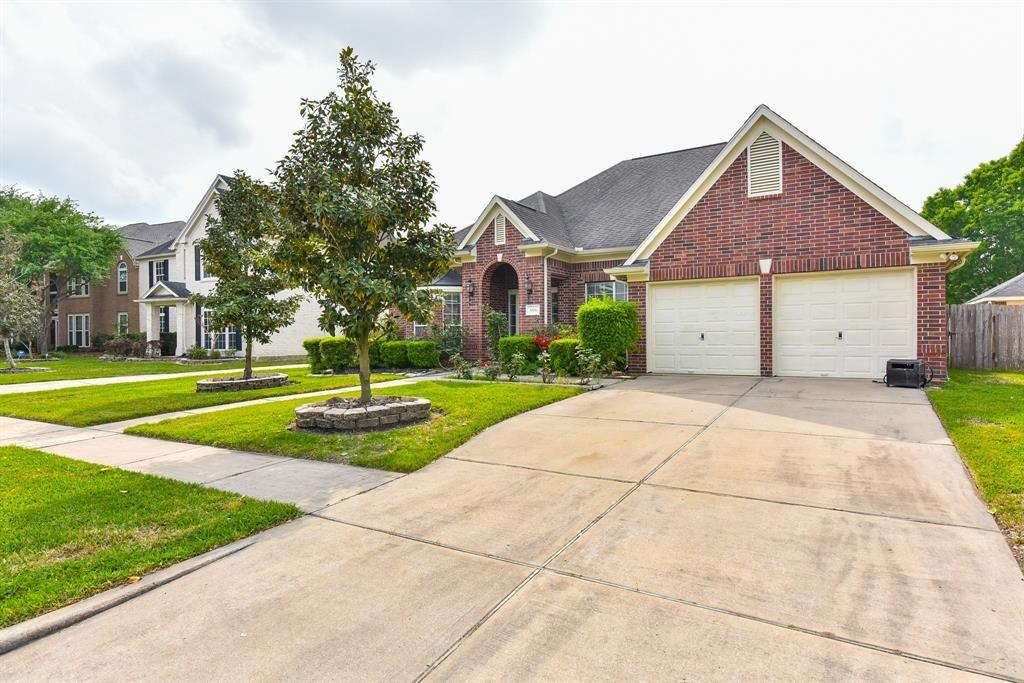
<box><xmin>275</xmin><ymin>48</ymin><xmax>454</xmax><ymax>403</ymax></box>
<box><xmin>0</xmin><ymin>229</ymin><xmax>43</xmax><ymax>369</ymax></box>
<box><xmin>192</xmin><ymin>172</ymin><xmax>302</xmax><ymax>380</ymax></box>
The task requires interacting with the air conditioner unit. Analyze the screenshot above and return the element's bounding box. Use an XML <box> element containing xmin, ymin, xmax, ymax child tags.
<box><xmin>885</xmin><ymin>359</ymin><xmax>931</xmax><ymax>388</ymax></box>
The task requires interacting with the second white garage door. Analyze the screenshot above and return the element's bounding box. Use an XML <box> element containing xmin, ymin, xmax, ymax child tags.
<box><xmin>649</xmin><ymin>278</ymin><xmax>759</xmax><ymax>374</ymax></box>
<box><xmin>774</xmin><ymin>268</ymin><xmax>916</xmax><ymax>378</ymax></box>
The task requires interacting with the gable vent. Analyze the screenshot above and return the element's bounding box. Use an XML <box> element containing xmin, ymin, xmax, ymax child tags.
<box><xmin>494</xmin><ymin>214</ymin><xmax>507</xmax><ymax>245</ymax></box>
<box><xmin>747</xmin><ymin>131</ymin><xmax>782</xmax><ymax>197</ymax></box>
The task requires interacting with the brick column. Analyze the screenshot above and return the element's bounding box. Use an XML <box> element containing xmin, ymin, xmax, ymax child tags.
<box><xmin>627</xmin><ymin>281</ymin><xmax>647</xmax><ymax>373</ymax></box>
<box><xmin>759</xmin><ymin>274</ymin><xmax>773</xmax><ymax>377</ymax></box>
<box><xmin>916</xmin><ymin>264</ymin><xmax>948</xmax><ymax>380</ymax></box>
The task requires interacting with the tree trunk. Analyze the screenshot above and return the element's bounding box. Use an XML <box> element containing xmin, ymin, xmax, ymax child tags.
<box><xmin>356</xmin><ymin>330</ymin><xmax>372</xmax><ymax>404</ymax></box>
<box><xmin>37</xmin><ymin>284</ymin><xmax>50</xmax><ymax>355</ymax></box>
<box><xmin>3</xmin><ymin>337</ymin><xmax>17</xmax><ymax>370</ymax></box>
<box><xmin>243</xmin><ymin>336</ymin><xmax>254</xmax><ymax>380</ymax></box>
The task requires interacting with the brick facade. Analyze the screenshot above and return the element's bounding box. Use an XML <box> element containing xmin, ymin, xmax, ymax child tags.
<box><xmin>56</xmin><ymin>251</ymin><xmax>141</xmax><ymax>347</ymax></box>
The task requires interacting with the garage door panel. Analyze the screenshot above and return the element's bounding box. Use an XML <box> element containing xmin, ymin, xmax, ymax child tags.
<box><xmin>775</xmin><ymin>269</ymin><xmax>915</xmax><ymax>379</ymax></box>
<box><xmin>650</xmin><ymin>279</ymin><xmax>759</xmax><ymax>375</ymax></box>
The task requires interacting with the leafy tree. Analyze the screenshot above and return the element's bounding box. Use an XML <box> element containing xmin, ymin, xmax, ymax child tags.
<box><xmin>0</xmin><ymin>229</ymin><xmax>43</xmax><ymax>369</ymax></box>
<box><xmin>921</xmin><ymin>140</ymin><xmax>1024</xmax><ymax>303</ymax></box>
<box><xmin>0</xmin><ymin>187</ymin><xmax>122</xmax><ymax>351</ymax></box>
<box><xmin>274</xmin><ymin>48</ymin><xmax>454</xmax><ymax>402</ymax></box>
<box><xmin>191</xmin><ymin>172</ymin><xmax>302</xmax><ymax>380</ymax></box>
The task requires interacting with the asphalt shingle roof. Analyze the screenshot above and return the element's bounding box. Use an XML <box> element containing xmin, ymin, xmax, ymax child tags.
<box><xmin>142</xmin><ymin>281</ymin><xmax>192</xmax><ymax>300</ymax></box>
<box><xmin>969</xmin><ymin>272</ymin><xmax>1024</xmax><ymax>302</ymax></box>
<box><xmin>119</xmin><ymin>221</ymin><xmax>184</xmax><ymax>259</ymax></box>
<box><xmin>136</xmin><ymin>237</ymin><xmax>177</xmax><ymax>259</ymax></box>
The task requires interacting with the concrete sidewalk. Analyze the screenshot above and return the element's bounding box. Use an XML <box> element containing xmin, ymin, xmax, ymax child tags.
<box><xmin>0</xmin><ymin>363</ymin><xmax>306</xmax><ymax>395</ymax></box>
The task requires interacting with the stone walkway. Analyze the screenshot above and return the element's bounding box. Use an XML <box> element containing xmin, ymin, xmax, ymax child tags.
<box><xmin>0</xmin><ymin>363</ymin><xmax>306</xmax><ymax>395</ymax></box>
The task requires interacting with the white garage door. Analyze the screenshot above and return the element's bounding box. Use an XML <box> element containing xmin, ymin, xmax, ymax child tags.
<box><xmin>649</xmin><ymin>278</ymin><xmax>759</xmax><ymax>374</ymax></box>
<box><xmin>774</xmin><ymin>268</ymin><xmax>916</xmax><ymax>378</ymax></box>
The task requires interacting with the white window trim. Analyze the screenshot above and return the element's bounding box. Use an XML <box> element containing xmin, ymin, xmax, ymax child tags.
<box><xmin>747</xmin><ymin>131</ymin><xmax>783</xmax><ymax>198</ymax></box>
<box><xmin>494</xmin><ymin>214</ymin><xmax>507</xmax><ymax>246</ymax></box>
<box><xmin>201</xmin><ymin>310</ymin><xmax>238</xmax><ymax>350</ymax></box>
<box><xmin>117</xmin><ymin>262</ymin><xmax>129</xmax><ymax>294</ymax></box>
<box><xmin>584</xmin><ymin>280</ymin><xmax>628</xmax><ymax>302</ymax></box>
<box><xmin>154</xmin><ymin>260</ymin><xmax>168</xmax><ymax>283</ymax></box>
<box><xmin>68</xmin><ymin>277</ymin><xmax>90</xmax><ymax>297</ymax></box>
<box><xmin>67</xmin><ymin>313</ymin><xmax>90</xmax><ymax>347</ymax></box>
<box><xmin>442</xmin><ymin>292</ymin><xmax>462</xmax><ymax>328</ymax></box>
<box><xmin>116</xmin><ymin>311</ymin><xmax>129</xmax><ymax>335</ymax></box>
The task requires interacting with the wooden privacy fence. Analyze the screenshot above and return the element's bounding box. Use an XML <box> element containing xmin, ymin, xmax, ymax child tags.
<box><xmin>948</xmin><ymin>303</ymin><xmax>1024</xmax><ymax>370</ymax></box>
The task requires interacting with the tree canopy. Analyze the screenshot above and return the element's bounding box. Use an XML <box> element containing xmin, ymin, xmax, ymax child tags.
<box><xmin>192</xmin><ymin>172</ymin><xmax>302</xmax><ymax>379</ymax></box>
<box><xmin>0</xmin><ymin>228</ymin><xmax>43</xmax><ymax>368</ymax></box>
<box><xmin>921</xmin><ymin>139</ymin><xmax>1024</xmax><ymax>303</ymax></box>
<box><xmin>274</xmin><ymin>48</ymin><xmax>455</xmax><ymax>401</ymax></box>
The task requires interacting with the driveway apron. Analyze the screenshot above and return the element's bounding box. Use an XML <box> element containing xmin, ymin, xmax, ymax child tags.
<box><xmin>2</xmin><ymin>376</ymin><xmax>1022</xmax><ymax>681</ymax></box>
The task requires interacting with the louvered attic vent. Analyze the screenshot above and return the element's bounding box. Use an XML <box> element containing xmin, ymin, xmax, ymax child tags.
<box><xmin>747</xmin><ymin>131</ymin><xmax>782</xmax><ymax>197</ymax></box>
<box><xmin>494</xmin><ymin>214</ymin><xmax>507</xmax><ymax>245</ymax></box>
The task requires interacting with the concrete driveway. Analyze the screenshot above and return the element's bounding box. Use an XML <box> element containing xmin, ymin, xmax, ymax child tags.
<box><xmin>3</xmin><ymin>376</ymin><xmax>1023</xmax><ymax>681</ymax></box>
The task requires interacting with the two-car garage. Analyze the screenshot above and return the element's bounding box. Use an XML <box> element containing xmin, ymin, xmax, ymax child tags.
<box><xmin>648</xmin><ymin>268</ymin><xmax>917</xmax><ymax>379</ymax></box>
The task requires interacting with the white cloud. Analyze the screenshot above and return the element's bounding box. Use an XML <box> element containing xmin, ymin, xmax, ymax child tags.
<box><xmin>1</xmin><ymin>1</ymin><xmax>1020</xmax><ymax>229</ymax></box>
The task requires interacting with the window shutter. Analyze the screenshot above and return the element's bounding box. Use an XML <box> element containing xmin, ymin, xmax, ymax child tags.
<box><xmin>747</xmin><ymin>131</ymin><xmax>782</xmax><ymax>196</ymax></box>
<box><xmin>162</xmin><ymin>260</ymin><xmax>169</xmax><ymax>281</ymax></box>
<box><xmin>194</xmin><ymin>245</ymin><xmax>201</xmax><ymax>279</ymax></box>
<box><xmin>195</xmin><ymin>304</ymin><xmax>202</xmax><ymax>349</ymax></box>
<box><xmin>148</xmin><ymin>261</ymin><xmax>154</xmax><ymax>288</ymax></box>
<box><xmin>494</xmin><ymin>214</ymin><xmax>506</xmax><ymax>245</ymax></box>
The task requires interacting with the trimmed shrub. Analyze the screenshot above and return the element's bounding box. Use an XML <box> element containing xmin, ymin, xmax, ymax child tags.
<box><xmin>498</xmin><ymin>336</ymin><xmax>540</xmax><ymax>367</ymax></box>
<box><xmin>369</xmin><ymin>338</ymin><xmax>384</xmax><ymax>368</ymax></box>
<box><xmin>320</xmin><ymin>336</ymin><xmax>357</xmax><ymax>371</ymax></box>
<box><xmin>576</xmin><ymin>297</ymin><xmax>639</xmax><ymax>367</ymax></box>
<box><xmin>381</xmin><ymin>340</ymin><xmax>410</xmax><ymax>368</ymax></box>
<box><xmin>548</xmin><ymin>338</ymin><xmax>580</xmax><ymax>376</ymax></box>
<box><xmin>406</xmin><ymin>340</ymin><xmax>440</xmax><ymax>368</ymax></box>
<box><xmin>303</xmin><ymin>337</ymin><xmax>326</xmax><ymax>373</ymax></box>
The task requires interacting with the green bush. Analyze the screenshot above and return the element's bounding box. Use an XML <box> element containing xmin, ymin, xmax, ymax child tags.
<box><xmin>380</xmin><ymin>341</ymin><xmax>410</xmax><ymax>368</ymax></box>
<box><xmin>319</xmin><ymin>337</ymin><xmax>357</xmax><ymax>371</ymax></box>
<box><xmin>498</xmin><ymin>336</ymin><xmax>539</xmax><ymax>368</ymax></box>
<box><xmin>303</xmin><ymin>337</ymin><xmax>326</xmax><ymax>373</ymax></box>
<box><xmin>406</xmin><ymin>340</ymin><xmax>440</xmax><ymax>368</ymax></box>
<box><xmin>369</xmin><ymin>338</ymin><xmax>384</xmax><ymax>368</ymax></box>
<box><xmin>186</xmin><ymin>345</ymin><xmax>208</xmax><ymax>360</ymax></box>
<box><xmin>548</xmin><ymin>338</ymin><xmax>580</xmax><ymax>375</ymax></box>
<box><xmin>577</xmin><ymin>297</ymin><xmax>639</xmax><ymax>367</ymax></box>
<box><xmin>53</xmin><ymin>345</ymin><xmax>81</xmax><ymax>353</ymax></box>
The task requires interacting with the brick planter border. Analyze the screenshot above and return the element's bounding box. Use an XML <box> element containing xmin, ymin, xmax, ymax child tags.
<box><xmin>294</xmin><ymin>397</ymin><xmax>431</xmax><ymax>431</ymax></box>
<box><xmin>196</xmin><ymin>373</ymin><xmax>289</xmax><ymax>393</ymax></box>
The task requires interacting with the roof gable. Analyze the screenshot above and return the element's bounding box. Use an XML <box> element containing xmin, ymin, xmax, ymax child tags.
<box><xmin>625</xmin><ymin>105</ymin><xmax>951</xmax><ymax>264</ymax></box>
<box><xmin>457</xmin><ymin>197</ymin><xmax>540</xmax><ymax>250</ymax></box>
<box><xmin>173</xmin><ymin>174</ymin><xmax>231</xmax><ymax>247</ymax></box>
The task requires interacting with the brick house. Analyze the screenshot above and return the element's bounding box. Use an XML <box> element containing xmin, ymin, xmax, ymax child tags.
<box><xmin>406</xmin><ymin>106</ymin><xmax>977</xmax><ymax>380</ymax></box>
<box><xmin>54</xmin><ymin>221</ymin><xmax>182</xmax><ymax>348</ymax></box>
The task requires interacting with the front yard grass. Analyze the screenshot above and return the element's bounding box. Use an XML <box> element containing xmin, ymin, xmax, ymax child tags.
<box><xmin>0</xmin><ymin>354</ymin><xmax>297</xmax><ymax>385</ymax></box>
<box><xmin>928</xmin><ymin>370</ymin><xmax>1024</xmax><ymax>567</ymax></box>
<box><xmin>0</xmin><ymin>446</ymin><xmax>300</xmax><ymax>627</ymax></box>
<box><xmin>128</xmin><ymin>380</ymin><xmax>584</xmax><ymax>472</ymax></box>
<box><xmin>0</xmin><ymin>370</ymin><xmax>403</xmax><ymax>427</ymax></box>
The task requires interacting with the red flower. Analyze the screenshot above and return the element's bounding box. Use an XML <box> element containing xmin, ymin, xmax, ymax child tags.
<box><xmin>532</xmin><ymin>335</ymin><xmax>551</xmax><ymax>350</ymax></box>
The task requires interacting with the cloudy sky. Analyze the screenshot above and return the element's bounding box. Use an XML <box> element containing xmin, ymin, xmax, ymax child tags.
<box><xmin>2</xmin><ymin>1</ymin><xmax>1021</xmax><ymax>229</ymax></box>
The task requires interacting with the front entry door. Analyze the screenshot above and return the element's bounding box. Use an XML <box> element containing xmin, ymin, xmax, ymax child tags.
<box><xmin>508</xmin><ymin>290</ymin><xmax>518</xmax><ymax>335</ymax></box>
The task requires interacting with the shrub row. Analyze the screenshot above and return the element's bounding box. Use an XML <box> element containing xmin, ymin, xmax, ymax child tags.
<box><xmin>304</xmin><ymin>337</ymin><xmax>439</xmax><ymax>371</ymax></box>
<box><xmin>548</xmin><ymin>338</ymin><xmax>580</xmax><ymax>375</ymax></box>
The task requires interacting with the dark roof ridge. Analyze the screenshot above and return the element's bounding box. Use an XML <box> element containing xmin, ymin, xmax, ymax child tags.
<box><xmin>629</xmin><ymin>141</ymin><xmax>728</xmax><ymax>162</ymax></box>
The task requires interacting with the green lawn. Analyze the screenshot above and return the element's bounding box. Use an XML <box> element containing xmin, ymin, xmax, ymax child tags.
<box><xmin>0</xmin><ymin>354</ymin><xmax>301</xmax><ymax>386</ymax></box>
<box><xmin>0</xmin><ymin>446</ymin><xmax>299</xmax><ymax>627</ymax></box>
<box><xmin>0</xmin><ymin>370</ymin><xmax>403</xmax><ymax>427</ymax></box>
<box><xmin>128</xmin><ymin>380</ymin><xmax>584</xmax><ymax>472</ymax></box>
<box><xmin>928</xmin><ymin>370</ymin><xmax>1024</xmax><ymax>562</ymax></box>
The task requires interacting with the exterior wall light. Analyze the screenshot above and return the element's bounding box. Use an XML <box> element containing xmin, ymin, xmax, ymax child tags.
<box><xmin>525</xmin><ymin>277</ymin><xmax>533</xmax><ymax>295</ymax></box>
<box><xmin>466</xmin><ymin>281</ymin><xmax>475</xmax><ymax>296</ymax></box>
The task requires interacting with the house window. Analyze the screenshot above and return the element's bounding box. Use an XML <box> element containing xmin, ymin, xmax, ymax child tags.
<box><xmin>159</xmin><ymin>306</ymin><xmax>170</xmax><ymax>334</ymax></box>
<box><xmin>117</xmin><ymin>262</ymin><xmax>129</xmax><ymax>293</ymax></box>
<box><xmin>68</xmin><ymin>277</ymin><xmax>90</xmax><ymax>297</ymax></box>
<box><xmin>67</xmin><ymin>313</ymin><xmax>90</xmax><ymax>347</ymax></box>
<box><xmin>550</xmin><ymin>287</ymin><xmax>559</xmax><ymax>322</ymax></box>
<box><xmin>201</xmin><ymin>310</ymin><xmax>238</xmax><ymax>350</ymax></box>
<box><xmin>585</xmin><ymin>280</ymin><xmax>628</xmax><ymax>302</ymax></box>
<box><xmin>117</xmin><ymin>312</ymin><xmax>129</xmax><ymax>335</ymax></box>
<box><xmin>154</xmin><ymin>260</ymin><xmax>168</xmax><ymax>282</ymax></box>
<box><xmin>494</xmin><ymin>214</ymin><xmax>506</xmax><ymax>245</ymax></box>
<box><xmin>412</xmin><ymin>321</ymin><xmax>429</xmax><ymax>338</ymax></box>
<box><xmin>442</xmin><ymin>292</ymin><xmax>461</xmax><ymax>327</ymax></box>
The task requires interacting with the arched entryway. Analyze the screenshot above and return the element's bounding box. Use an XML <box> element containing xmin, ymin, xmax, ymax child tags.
<box><xmin>480</xmin><ymin>262</ymin><xmax>520</xmax><ymax>356</ymax></box>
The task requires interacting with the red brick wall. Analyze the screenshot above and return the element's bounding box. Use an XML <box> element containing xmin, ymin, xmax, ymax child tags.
<box><xmin>646</xmin><ymin>142</ymin><xmax>946</xmax><ymax>377</ymax></box>
<box><xmin>627</xmin><ymin>281</ymin><xmax>647</xmax><ymax>373</ymax></box>
<box><xmin>56</xmin><ymin>252</ymin><xmax>141</xmax><ymax>346</ymax></box>
<box><xmin>916</xmin><ymin>264</ymin><xmax>948</xmax><ymax>378</ymax></box>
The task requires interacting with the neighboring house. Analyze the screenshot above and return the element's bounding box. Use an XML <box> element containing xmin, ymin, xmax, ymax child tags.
<box><xmin>135</xmin><ymin>175</ymin><xmax>323</xmax><ymax>357</ymax></box>
<box><xmin>409</xmin><ymin>105</ymin><xmax>978</xmax><ymax>379</ymax></box>
<box><xmin>966</xmin><ymin>273</ymin><xmax>1024</xmax><ymax>306</ymax></box>
<box><xmin>54</xmin><ymin>221</ymin><xmax>182</xmax><ymax>348</ymax></box>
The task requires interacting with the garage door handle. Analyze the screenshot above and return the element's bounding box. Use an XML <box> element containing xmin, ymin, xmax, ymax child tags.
<box><xmin>700</xmin><ymin>332</ymin><xmax>704</xmax><ymax>341</ymax></box>
<box><xmin>837</xmin><ymin>330</ymin><xmax>843</xmax><ymax>340</ymax></box>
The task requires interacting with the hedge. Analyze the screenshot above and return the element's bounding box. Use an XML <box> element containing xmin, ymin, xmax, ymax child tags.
<box><xmin>369</xmin><ymin>339</ymin><xmax>384</xmax><ymax>368</ymax></box>
<box><xmin>577</xmin><ymin>297</ymin><xmax>639</xmax><ymax>365</ymax></box>
<box><xmin>497</xmin><ymin>336</ymin><xmax>540</xmax><ymax>367</ymax></box>
<box><xmin>320</xmin><ymin>337</ymin><xmax>358</xmax><ymax>371</ymax></box>
<box><xmin>548</xmin><ymin>338</ymin><xmax>580</xmax><ymax>375</ymax></box>
<box><xmin>303</xmin><ymin>337</ymin><xmax>326</xmax><ymax>373</ymax></box>
<box><xmin>406</xmin><ymin>340</ymin><xmax>440</xmax><ymax>368</ymax></box>
<box><xmin>380</xmin><ymin>341</ymin><xmax>410</xmax><ymax>368</ymax></box>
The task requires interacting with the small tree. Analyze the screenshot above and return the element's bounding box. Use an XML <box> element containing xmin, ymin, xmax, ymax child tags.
<box><xmin>481</xmin><ymin>304</ymin><xmax>509</xmax><ymax>359</ymax></box>
<box><xmin>275</xmin><ymin>48</ymin><xmax>454</xmax><ymax>402</ymax></box>
<box><xmin>191</xmin><ymin>172</ymin><xmax>302</xmax><ymax>380</ymax></box>
<box><xmin>577</xmin><ymin>295</ymin><xmax>640</xmax><ymax>370</ymax></box>
<box><xmin>0</xmin><ymin>229</ymin><xmax>43</xmax><ymax>369</ymax></box>
<box><xmin>0</xmin><ymin>187</ymin><xmax>122</xmax><ymax>353</ymax></box>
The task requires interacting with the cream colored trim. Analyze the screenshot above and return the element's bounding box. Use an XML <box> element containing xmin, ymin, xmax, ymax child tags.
<box><xmin>969</xmin><ymin>296</ymin><xmax>1024</xmax><ymax>304</ymax></box>
<box><xmin>604</xmin><ymin>263</ymin><xmax>650</xmax><ymax>282</ymax></box>
<box><xmin>517</xmin><ymin>242</ymin><xmax>633</xmax><ymax>263</ymax></box>
<box><xmin>457</xmin><ymin>197</ymin><xmax>539</xmax><ymax>250</ymax></box>
<box><xmin>175</xmin><ymin>175</ymin><xmax>230</xmax><ymax>247</ymax></box>
<box><xmin>416</xmin><ymin>285</ymin><xmax>462</xmax><ymax>293</ymax></box>
<box><xmin>909</xmin><ymin>240</ymin><xmax>980</xmax><ymax>265</ymax></box>
<box><xmin>626</xmin><ymin>105</ymin><xmax>952</xmax><ymax>265</ymax></box>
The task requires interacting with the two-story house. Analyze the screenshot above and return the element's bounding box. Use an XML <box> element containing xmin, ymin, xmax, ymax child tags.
<box><xmin>135</xmin><ymin>175</ymin><xmax>323</xmax><ymax>357</ymax></box>
<box><xmin>55</xmin><ymin>221</ymin><xmax>182</xmax><ymax>348</ymax></box>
